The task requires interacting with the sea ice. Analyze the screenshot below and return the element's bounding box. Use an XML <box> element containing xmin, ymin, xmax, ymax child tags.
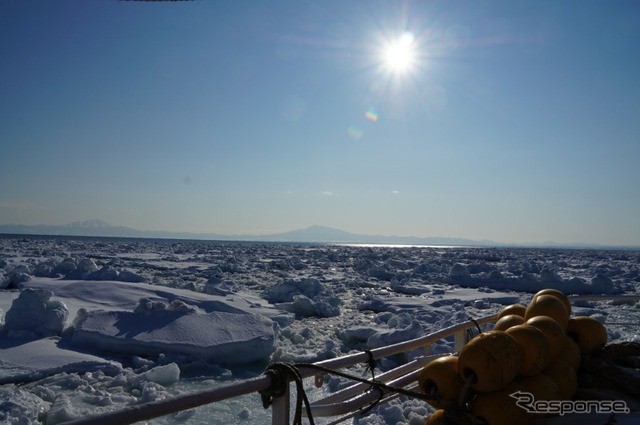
<box><xmin>3</xmin><ymin>288</ymin><xmax>68</xmax><ymax>338</ymax></box>
<box><xmin>70</xmin><ymin>300</ymin><xmax>277</xmax><ymax>364</ymax></box>
<box><xmin>263</xmin><ymin>278</ymin><xmax>340</xmax><ymax>317</ymax></box>
<box><xmin>0</xmin><ymin>388</ymin><xmax>46</xmax><ymax>425</ymax></box>
<box><xmin>0</xmin><ymin>238</ymin><xmax>638</xmax><ymax>425</ymax></box>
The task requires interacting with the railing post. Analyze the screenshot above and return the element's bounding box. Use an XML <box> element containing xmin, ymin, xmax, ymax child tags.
<box><xmin>271</xmin><ymin>381</ymin><xmax>290</xmax><ymax>425</ymax></box>
<box><xmin>454</xmin><ymin>329</ymin><xmax>466</xmax><ymax>353</ymax></box>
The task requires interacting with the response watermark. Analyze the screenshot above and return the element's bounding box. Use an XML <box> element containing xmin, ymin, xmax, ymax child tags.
<box><xmin>510</xmin><ymin>391</ymin><xmax>631</xmax><ymax>416</ymax></box>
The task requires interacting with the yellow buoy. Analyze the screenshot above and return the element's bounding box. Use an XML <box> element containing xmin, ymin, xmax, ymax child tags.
<box><xmin>505</xmin><ymin>324</ymin><xmax>551</xmax><ymax>376</ymax></box>
<box><xmin>525</xmin><ymin>294</ymin><xmax>569</xmax><ymax>332</ymax></box>
<box><xmin>458</xmin><ymin>331</ymin><xmax>522</xmax><ymax>393</ymax></box>
<box><xmin>512</xmin><ymin>373</ymin><xmax>563</xmax><ymax>419</ymax></box>
<box><xmin>417</xmin><ymin>355</ymin><xmax>466</xmax><ymax>409</ymax></box>
<box><xmin>493</xmin><ymin>314</ymin><xmax>525</xmax><ymax>331</ymax></box>
<box><xmin>532</xmin><ymin>289</ymin><xmax>572</xmax><ymax>316</ymax></box>
<box><xmin>558</xmin><ymin>335</ymin><xmax>582</xmax><ymax>372</ymax></box>
<box><xmin>497</xmin><ymin>303</ymin><xmax>527</xmax><ymax>319</ymax></box>
<box><xmin>525</xmin><ymin>315</ymin><xmax>565</xmax><ymax>360</ymax></box>
<box><xmin>471</xmin><ymin>383</ymin><xmax>533</xmax><ymax>425</ymax></box>
<box><xmin>543</xmin><ymin>358</ymin><xmax>577</xmax><ymax>400</ymax></box>
<box><xmin>567</xmin><ymin>316</ymin><xmax>608</xmax><ymax>355</ymax></box>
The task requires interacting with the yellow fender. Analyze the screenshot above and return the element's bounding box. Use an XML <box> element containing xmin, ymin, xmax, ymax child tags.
<box><xmin>458</xmin><ymin>331</ymin><xmax>522</xmax><ymax>393</ymax></box>
<box><xmin>493</xmin><ymin>314</ymin><xmax>525</xmax><ymax>331</ymax></box>
<box><xmin>497</xmin><ymin>303</ymin><xmax>527</xmax><ymax>319</ymax></box>
<box><xmin>418</xmin><ymin>355</ymin><xmax>466</xmax><ymax>409</ymax></box>
<box><xmin>543</xmin><ymin>357</ymin><xmax>577</xmax><ymax>400</ymax></box>
<box><xmin>506</xmin><ymin>324</ymin><xmax>551</xmax><ymax>376</ymax></box>
<box><xmin>532</xmin><ymin>289</ymin><xmax>572</xmax><ymax>316</ymax></box>
<box><xmin>525</xmin><ymin>294</ymin><xmax>570</xmax><ymax>332</ymax></box>
<box><xmin>567</xmin><ymin>316</ymin><xmax>608</xmax><ymax>355</ymax></box>
<box><xmin>525</xmin><ymin>315</ymin><xmax>566</xmax><ymax>360</ymax></box>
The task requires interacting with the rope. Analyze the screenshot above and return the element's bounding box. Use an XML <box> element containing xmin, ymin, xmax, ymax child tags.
<box><xmin>466</xmin><ymin>328</ymin><xmax>474</xmax><ymax>344</ymax></box>
<box><xmin>463</xmin><ymin>313</ymin><xmax>483</xmax><ymax>344</ymax></box>
<box><xmin>260</xmin><ymin>364</ymin><xmax>289</xmax><ymax>408</ymax></box>
<box><xmin>360</xmin><ymin>349</ymin><xmax>383</xmax><ymax>414</ymax></box>
<box><xmin>468</xmin><ymin>316</ymin><xmax>482</xmax><ymax>335</ymax></box>
<box><xmin>578</xmin><ymin>342</ymin><xmax>640</xmax><ymax>398</ymax></box>
<box><xmin>259</xmin><ymin>363</ymin><xmax>315</xmax><ymax>425</ymax></box>
<box><xmin>363</xmin><ymin>349</ymin><xmax>377</xmax><ymax>381</ymax></box>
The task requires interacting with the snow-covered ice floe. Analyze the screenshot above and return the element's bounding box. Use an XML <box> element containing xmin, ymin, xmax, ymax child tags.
<box><xmin>70</xmin><ymin>299</ymin><xmax>277</xmax><ymax>364</ymax></box>
<box><xmin>1</xmin><ymin>279</ymin><xmax>282</xmax><ymax>366</ymax></box>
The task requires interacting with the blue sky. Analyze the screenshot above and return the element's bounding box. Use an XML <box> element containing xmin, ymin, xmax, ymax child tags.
<box><xmin>1</xmin><ymin>0</ymin><xmax>639</xmax><ymax>245</ymax></box>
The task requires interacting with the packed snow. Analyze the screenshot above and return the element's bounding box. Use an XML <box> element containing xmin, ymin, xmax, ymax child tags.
<box><xmin>0</xmin><ymin>236</ymin><xmax>639</xmax><ymax>424</ymax></box>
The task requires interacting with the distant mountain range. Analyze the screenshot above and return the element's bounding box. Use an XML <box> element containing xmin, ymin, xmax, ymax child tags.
<box><xmin>0</xmin><ymin>220</ymin><xmax>490</xmax><ymax>246</ymax></box>
<box><xmin>0</xmin><ymin>220</ymin><xmax>636</xmax><ymax>249</ymax></box>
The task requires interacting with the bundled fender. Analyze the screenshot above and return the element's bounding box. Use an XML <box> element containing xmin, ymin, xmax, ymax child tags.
<box><xmin>505</xmin><ymin>324</ymin><xmax>551</xmax><ymax>376</ymax></box>
<box><xmin>531</xmin><ymin>289</ymin><xmax>572</xmax><ymax>316</ymax></box>
<box><xmin>567</xmin><ymin>316</ymin><xmax>608</xmax><ymax>355</ymax></box>
<box><xmin>472</xmin><ymin>374</ymin><xmax>563</xmax><ymax>424</ymax></box>
<box><xmin>543</xmin><ymin>357</ymin><xmax>578</xmax><ymax>400</ymax></box>
<box><xmin>493</xmin><ymin>314</ymin><xmax>525</xmax><ymax>331</ymax></box>
<box><xmin>470</xmin><ymin>380</ymin><xmax>534</xmax><ymax>425</ymax></box>
<box><xmin>422</xmin><ymin>289</ymin><xmax>637</xmax><ymax>425</ymax></box>
<box><xmin>418</xmin><ymin>355</ymin><xmax>466</xmax><ymax>409</ymax></box>
<box><xmin>525</xmin><ymin>294</ymin><xmax>570</xmax><ymax>332</ymax></box>
<box><xmin>497</xmin><ymin>303</ymin><xmax>527</xmax><ymax>319</ymax></box>
<box><xmin>558</xmin><ymin>335</ymin><xmax>582</xmax><ymax>372</ymax></box>
<box><xmin>525</xmin><ymin>315</ymin><xmax>566</xmax><ymax>360</ymax></box>
<box><xmin>516</xmin><ymin>373</ymin><xmax>562</xmax><ymax>402</ymax></box>
<box><xmin>457</xmin><ymin>331</ymin><xmax>522</xmax><ymax>393</ymax></box>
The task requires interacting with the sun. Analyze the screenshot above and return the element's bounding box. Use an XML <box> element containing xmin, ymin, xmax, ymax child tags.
<box><xmin>381</xmin><ymin>32</ymin><xmax>416</xmax><ymax>74</ymax></box>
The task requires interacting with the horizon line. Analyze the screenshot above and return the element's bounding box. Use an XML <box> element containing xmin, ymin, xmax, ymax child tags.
<box><xmin>0</xmin><ymin>220</ymin><xmax>639</xmax><ymax>250</ymax></box>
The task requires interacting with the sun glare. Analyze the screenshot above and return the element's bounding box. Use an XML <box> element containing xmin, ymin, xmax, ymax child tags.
<box><xmin>382</xmin><ymin>32</ymin><xmax>416</xmax><ymax>74</ymax></box>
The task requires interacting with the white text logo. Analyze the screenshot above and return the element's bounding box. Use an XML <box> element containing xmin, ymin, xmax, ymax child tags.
<box><xmin>509</xmin><ymin>391</ymin><xmax>630</xmax><ymax>416</ymax></box>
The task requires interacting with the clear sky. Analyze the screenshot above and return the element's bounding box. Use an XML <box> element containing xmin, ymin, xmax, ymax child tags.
<box><xmin>1</xmin><ymin>0</ymin><xmax>639</xmax><ymax>246</ymax></box>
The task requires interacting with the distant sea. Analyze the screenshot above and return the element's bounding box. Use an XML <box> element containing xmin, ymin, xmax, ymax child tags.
<box><xmin>1</xmin><ymin>233</ymin><xmax>637</xmax><ymax>252</ymax></box>
<box><xmin>0</xmin><ymin>233</ymin><xmax>485</xmax><ymax>253</ymax></box>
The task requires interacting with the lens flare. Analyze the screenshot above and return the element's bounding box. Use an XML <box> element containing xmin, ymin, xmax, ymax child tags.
<box><xmin>347</xmin><ymin>125</ymin><xmax>364</xmax><ymax>139</ymax></box>
<box><xmin>364</xmin><ymin>108</ymin><xmax>379</xmax><ymax>122</ymax></box>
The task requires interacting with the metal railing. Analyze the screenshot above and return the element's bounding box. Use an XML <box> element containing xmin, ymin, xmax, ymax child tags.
<box><xmin>59</xmin><ymin>294</ymin><xmax>640</xmax><ymax>425</ymax></box>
